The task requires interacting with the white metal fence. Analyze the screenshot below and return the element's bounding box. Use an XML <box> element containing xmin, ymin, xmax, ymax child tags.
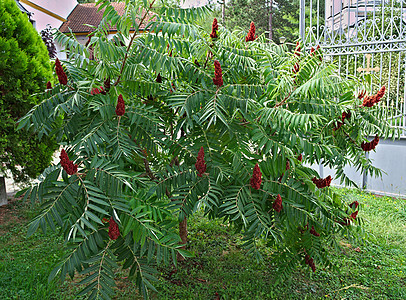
<box><xmin>300</xmin><ymin>0</ymin><xmax>406</xmax><ymax>135</ymax></box>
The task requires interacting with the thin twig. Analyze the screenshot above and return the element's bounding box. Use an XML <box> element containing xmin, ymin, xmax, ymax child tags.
<box><xmin>115</xmin><ymin>0</ymin><xmax>157</xmax><ymax>86</ymax></box>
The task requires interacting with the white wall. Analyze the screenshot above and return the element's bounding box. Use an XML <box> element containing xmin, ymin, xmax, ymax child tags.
<box><xmin>315</xmin><ymin>138</ymin><xmax>406</xmax><ymax>197</ymax></box>
<box><xmin>22</xmin><ymin>0</ymin><xmax>77</xmax><ymax>31</ymax></box>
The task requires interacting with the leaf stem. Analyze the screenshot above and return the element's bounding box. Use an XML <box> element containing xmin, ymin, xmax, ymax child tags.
<box><xmin>115</xmin><ymin>0</ymin><xmax>157</xmax><ymax>86</ymax></box>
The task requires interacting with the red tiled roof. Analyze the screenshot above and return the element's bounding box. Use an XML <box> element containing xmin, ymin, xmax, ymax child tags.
<box><xmin>59</xmin><ymin>3</ymin><xmax>152</xmax><ymax>33</ymax></box>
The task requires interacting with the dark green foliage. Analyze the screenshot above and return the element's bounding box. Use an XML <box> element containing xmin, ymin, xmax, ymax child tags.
<box><xmin>20</xmin><ymin>0</ymin><xmax>397</xmax><ymax>298</ymax></box>
<box><xmin>0</xmin><ymin>0</ymin><xmax>56</xmax><ymax>182</ymax></box>
<box><xmin>225</xmin><ymin>0</ymin><xmax>269</xmax><ymax>36</ymax></box>
<box><xmin>225</xmin><ymin>0</ymin><xmax>299</xmax><ymax>43</ymax></box>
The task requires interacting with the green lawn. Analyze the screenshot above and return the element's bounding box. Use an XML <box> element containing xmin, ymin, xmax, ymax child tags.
<box><xmin>1</xmin><ymin>188</ymin><xmax>405</xmax><ymax>299</ymax></box>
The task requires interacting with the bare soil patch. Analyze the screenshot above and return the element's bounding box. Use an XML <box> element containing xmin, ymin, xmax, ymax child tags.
<box><xmin>0</xmin><ymin>196</ymin><xmax>26</xmax><ymax>234</ymax></box>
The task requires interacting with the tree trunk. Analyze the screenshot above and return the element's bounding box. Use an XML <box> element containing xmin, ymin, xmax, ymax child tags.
<box><xmin>222</xmin><ymin>0</ymin><xmax>225</xmax><ymax>24</ymax></box>
<box><xmin>177</xmin><ymin>217</ymin><xmax>187</xmax><ymax>262</ymax></box>
<box><xmin>0</xmin><ymin>176</ymin><xmax>7</xmax><ymax>206</ymax></box>
<box><xmin>269</xmin><ymin>0</ymin><xmax>273</xmax><ymax>41</ymax></box>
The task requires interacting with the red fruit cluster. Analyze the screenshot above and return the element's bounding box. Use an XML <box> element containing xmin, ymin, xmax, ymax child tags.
<box><xmin>167</xmin><ymin>43</ymin><xmax>173</xmax><ymax>57</ymax></box>
<box><xmin>210</xmin><ymin>18</ymin><xmax>218</xmax><ymax>39</ymax></box>
<box><xmin>310</xmin><ymin>46</ymin><xmax>315</xmax><ymax>55</ymax></box>
<box><xmin>361</xmin><ymin>135</ymin><xmax>379</xmax><ymax>151</ymax></box>
<box><xmin>310</xmin><ymin>45</ymin><xmax>322</xmax><ymax>61</ymax></box>
<box><xmin>273</xmin><ymin>194</ymin><xmax>283</xmax><ymax>212</ymax></box>
<box><xmin>245</xmin><ymin>22</ymin><xmax>257</xmax><ymax>42</ymax></box>
<box><xmin>362</xmin><ymin>86</ymin><xmax>386</xmax><ymax>107</ymax></box>
<box><xmin>55</xmin><ymin>58</ymin><xmax>68</xmax><ymax>85</ymax></box>
<box><xmin>298</xmin><ymin>154</ymin><xmax>303</xmax><ymax>162</ymax></box>
<box><xmin>338</xmin><ymin>205</ymin><xmax>359</xmax><ymax>226</ymax></box>
<box><xmin>305</xmin><ymin>254</ymin><xmax>316</xmax><ymax>272</ymax></box>
<box><xmin>195</xmin><ymin>146</ymin><xmax>207</xmax><ymax>177</ymax></box>
<box><xmin>108</xmin><ymin>217</ymin><xmax>120</xmax><ymax>240</ymax></box>
<box><xmin>250</xmin><ymin>163</ymin><xmax>262</xmax><ymax>190</ymax></box>
<box><xmin>310</xmin><ymin>225</ymin><xmax>320</xmax><ymax>237</ymax></box>
<box><xmin>170</xmin><ymin>82</ymin><xmax>176</xmax><ymax>93</ymax></box>
<box><xmin>91</xmin><ymin>87</ymin><xmax>104</xmax><ymax>95</ymax></box>
<box><xmin>104</xmin><ymin>78</ymin><xmax>111</xmax><ymax>93</ymax></box>
<box><xmin>60</xmin><ymin>149</ymin><xmax>78</xmax><ymax>175</ymax></box>
<box><xmin>294</xmin><ymin>42</ymin><xmax>301</xmax><ymax>57</ymax></box>
<box><xmin>333</xmin><ymin>111</ymin><xmax>351</xmax><ymax>131</ymax></box>
<box><xmin>293</xmin><ymin>62</ymin><xmax>300</xmax><ymax>74</ymax></box>
<box><xmin>338</xmin><ymin>217</ymin><xmax>350</xmax><ymax>226</ymax></box>
<box><xmin>115</xmin><ymin>94</ymin><xmax>125</xmax><ymax>116</ymax></box>
<box><xmin>342</xmin><ymin>111</ymin><xmax>351</xmax><ymax>121</ymax></box>
<box><xmin>351</xmin><ymin>211</ymin><xmax>358</xmax><ymax>219</ymax></box>
<box><xmin>156</xmin><ymin>73</ymin><xmax>162</xmax><ymax>83</ymax></box>
<box><xmin>349</xmin><ymin>201</ymin><xmax>359</xmax><ymax>209</ymax></box>
<box><xmin>312</xmin><ymin>175</ymin><xmax>332</xmax><ymax>189</ymax></box>
<box><xmin>213</xmin><ymin>60</ymin><xmax>223</xmax><ymax>87</ymax></box>
<box><xmin>358</xmin><ymin>90</ymin><xmax>366</xmax><ymax>99</ymax></box>
<box><xmin>46</xmin><ymin>81</ymin><xmax>52</xmax><ymax>90</ymax></box>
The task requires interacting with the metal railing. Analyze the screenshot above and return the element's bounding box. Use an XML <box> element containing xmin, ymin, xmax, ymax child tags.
<box><xmin>300</xmin><ymin>0</ymin><xmax>406</xmax><ymax>135</ymax></box>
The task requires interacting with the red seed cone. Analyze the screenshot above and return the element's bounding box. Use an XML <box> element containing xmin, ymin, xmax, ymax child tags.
<box><xmin>46</xmin><ymin>81</ymin><xmax>52</xmax><ymax>89</ymax></box>
<box><xmin>104</xmin><ymin>78</ymin><xmax>111</xmax><ymax>93</ymax></box>
<box><xmin>115</xmin><ymin>94</ymin><xmax>125</xmax><ymax>116</ymax></box>
<box><xmin>358</xmin><ymin>90</ymin><xmax>366</xmax><ymax>99</ymax></box>
<box><xmin>298</xmin><ymin>154</ymin><xmax>303</xmax><ymax>162</ymax></box>
<box><xmin>213</xmin><ymin>60</ymin><xmax>223</xmax><ymax>87</ymax></box>
<box><xmin>305</xmin><ymin>254</ymin><xmax>316</xmax><ymax>272</ymax></box>
<box><xmin>293</xmin><ymin>62</ymin><xmax>300</xmax><ymax>74</ymax></box>
<box><xmin>362</xmin><ymin>95</ymin><xmax>374</xmax><ymax>107</ymax></box>
<box><xmin>210</xmin><ymin>18</ymin><xmax>219</xmax><ymax>39</ymax></box>
<box><xmin>250</xmin><ymin>163</ymin><xmax>262</xmax><ymax>190</ymax></box>
<box><xmin>349</xmin><ymin>201</ymin><xmax>359</xmax><ymax>209</ymax></box>
<box><xmin>245</xmin><ymin>22</ymin><xmax>257</xmax><ymax>42</ymax></box>
<box><xmin>312</xmin><ymin>175</ymin><xmax>332</xmax><ymax>189</ymax></box>
<box><xmin>91</xmin><ymin>87</ymin><xmax>103</xmax><ymax>95</ymax></box>
<box><xmin>361</xmin><ymin>135</ymin><xmax>379</xmax><ymax>151</ymax></box>
<box><xmin>362</xmin><ymin>86</ymin><xmax>385</xmax><ymax>107</ymax></box>
<box><xmin>59</xmin><ymin>149</ymin><xmax>78</xmax><ymax>175</ymax></box>
<box><xmin>294</xmin><ymin>42</ymin><xmax>301</xmax><ymax>57</ymax></box>
<box><xmin>338</xmin><ymin>217</ymin><xmax>351</xmax><ymax>226</ymax></box>
<box><xmin>55</xmin><ymin>58</ymin><xmax>68</xmax><ymax>85</ymax></box>
<box><xmin>342</xmin><ymin>111</ymin><xmax>351</xmax><ymax>121</ymax></box>
<box><xmin>333</xmin><ymin>121</ymin><xmax>343</xmax><ymax>131</ymax></box>
<box><xmin>376</xmin><ymin>86</ymin><xmax>386</xmax><ymax>100</ymax></box>
<box><xmin>310</xmin><ymin>47</ymin><xmax>315</xmax><ymax>55</ymax></box>
<box><xmin>316</xmin><ymin>45</ymin><xmax>322</xmax><ymax>61</ymax></box>
<box><xmin>195</xmin><ymin>146</ymin><xmax>207</xmax><ymax>177</ymax></box>
<box><xmin>309</xmin><ymin>225</ymin><xmax>320</xmax><ymax>237</ymax></box>
<box><xmin>108</xmin><ymin>217</ymin><xmax>120</xmax><ymax>240</ymax></box>
<box><xmin>333</xmin><ymin>111</ymin><xmax>351</xmax><ymax>131</ymax></box>
<box><xmin>60</xmin><ymin>149</ymin><xmax>69</xmax><ymax>163</ymax></box>
<box><xmin>156</xmin><ymin>73</ymin><xmax>162</xmax><ymax>83</ymax></box>
<box><xmin>350</xmin><ymin>210</ymin><xmax>359</xmax><ymax>220</ymax></box>
<box><xmin>273</xmin><ymin>194</ymin><xmax>283</xmax><ymax>212</ymax></box>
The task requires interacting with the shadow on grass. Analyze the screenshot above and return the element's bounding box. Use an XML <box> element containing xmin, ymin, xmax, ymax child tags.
<box><xmin>0</xmin><ymin>189</ymin><xmax>405</xmax><ymax>299</ymax></box>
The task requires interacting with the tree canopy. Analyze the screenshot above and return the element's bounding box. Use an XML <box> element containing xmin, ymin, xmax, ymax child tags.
<box><xmin>20</xmin><ymin>0</ymin><xmax>396</xmax><ymax>299</ymax></box>
<box><xmin>0</xmin><ymin>0</ymin><xmax>56</xmax><ymax>182</ymax></box>
<box><xmin>225</xmin><ymin>0</ymin><xmax>299</xmax><ymax>43</ymax></box>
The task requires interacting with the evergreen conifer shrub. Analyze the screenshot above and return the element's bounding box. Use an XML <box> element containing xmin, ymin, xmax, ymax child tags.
<box><xmin>0</xmin><ymin>0</ymin><xmax>56</xmax><ymax>183</ymax></box>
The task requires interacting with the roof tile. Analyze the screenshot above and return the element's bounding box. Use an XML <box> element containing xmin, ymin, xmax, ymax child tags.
<box><xmin>59</xmin><ymin>3</ymin><xmax>152</xmax><ymax>33</ymax></box>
